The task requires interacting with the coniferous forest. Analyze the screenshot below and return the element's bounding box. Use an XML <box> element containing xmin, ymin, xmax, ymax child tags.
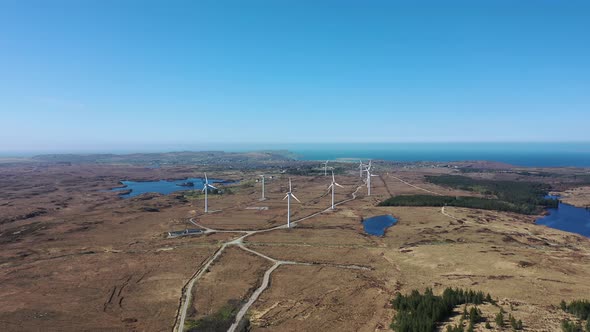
<box><xmin>379</xmin><ymin>175</ymin><xmax>557</xmax><ymax>215</ymax></box>
<box><xmin>390</xmin><ymin>288</ymin><xmax>492</xmax><ymax>332</ymax></box>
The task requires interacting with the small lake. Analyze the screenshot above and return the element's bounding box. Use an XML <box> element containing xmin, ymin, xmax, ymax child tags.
<box><xmin>111</xmin><ymin>178</ymin><xmax>230</xmax><ymax>198</ymax></box>
<box><xmin>535</xmin><ymin>195</ymin><xmax>590</xmax><ymax>237</ymax></box>
<box><xmin>363</xmin><ymin>215</ymin><xmax>398</xmax><ymax>236</ymax></box>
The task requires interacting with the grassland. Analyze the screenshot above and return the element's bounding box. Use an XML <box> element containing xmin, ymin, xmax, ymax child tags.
<box><xmin>1</xmin><ymin>160</ymin><xmax>589</xmax><ymax>331</ymax></box>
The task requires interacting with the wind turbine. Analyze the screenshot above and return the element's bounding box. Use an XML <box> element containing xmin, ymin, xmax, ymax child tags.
<box><xmin>328</xmin><ymin>171</ymin><xmax>344</xmax><ymax>210</ymax></box>
<box><xmin>283</xmin><ymin>178</ymin><xmax>300</xmax><ymax>228</ymax></box>
<box><xmin>366</xmin><ymin>165</ymin><xmax>378</xmax><ymax>196</ymax></box>
<box><xmin>202</xmin><ymin>173</ymin><xmax>218</xmax><ymax>213</ymax></box>
<box><xmin>322</xmin><ymin>160</ymin><xmax>330</xmax><ymax>176</ymax></box>
<box><xmin>359</xmin><ymin>160</ymin><xmax>364</xmax><ymax>178</ymax></box>
<box><xmin>259</xmin><ymin>174</ymin><xmax>266</xmax><ymax>200</ymax></box>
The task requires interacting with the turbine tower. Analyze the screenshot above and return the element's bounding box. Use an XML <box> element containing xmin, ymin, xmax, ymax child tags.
<box><xmin>259</xmin><ymin>175</ymin><xmax>266</xmax><ymax>200</ymax></box>
<box><xmin>328</xmin><ymin>170</ymin><xmax>344</xmax><ymax>210</ymax></box>
<box><xmin>283</xmin><ymin>178</ymin><xmax>300</xmax><ymax>228</ymax></box>
<box><xmin>322</xmin><ymin>160</ymin><xmax>329</xmax><ymax>176</ymax></box>
<box><xmin>202</xmin><ymin>173</ymin><xmax>218</xmax><ymax>213</ymax></box>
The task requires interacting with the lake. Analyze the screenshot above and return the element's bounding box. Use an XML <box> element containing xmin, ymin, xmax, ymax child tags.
<box><xmin>111</xmin><ymin>177</ymin><xmax>230</xmax><ymax>198</ymax></box>
<box><xmin>363</xmin><ymin>215</ymin><xmax>398</xmax><ymax>236</ymax></box>
<box><xmin>535</xmin><ymin>195</ymin><xmax>590</xmax><ymax>237</ymax></box>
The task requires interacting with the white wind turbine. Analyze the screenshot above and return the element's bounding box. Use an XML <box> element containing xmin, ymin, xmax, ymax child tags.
<box><xmin>283</xmin><ymin>178</ymin><xmax>300</xmax><ymax>228</ymax></box>
<box><xmin>259</xmin><ymin>174</ymin><xmax>266</xmax><ymax>200</ymax></box>
<box><xmin>359</xmin><ymin>160</ymin><xmax>364</xmax><ymax>178</ymax></box>
<box><xmin>322</xmin><ymin>160</ymin><xmax>329</xmax><ymax>176</ymax></box>
<box><xmin>202</xmin><ymin>173</ymin><xmax>218</xmax><ymax>213</ymax></box>
<box><xmin>328</xmin><ymin>170</ymin><xmax>344</xmax><ymax>210</ymax></box>
<box><xmin>365</xmin><ymin>162</ymin><xmax>378</xmax><ymax>196</ymax></box>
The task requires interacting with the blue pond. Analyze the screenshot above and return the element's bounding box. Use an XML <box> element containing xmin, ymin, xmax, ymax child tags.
<box><xmin>535</xmin><ymin>195</ymin><xmax>590</xmax><ymax>237</ymax></box>
<box><xmin>363</xmin><ymin>215</ymin><xmax>398</xmax><ymax>236</ymax></box>
<box><xmin>111</xmin><ymin>178</ymin><xmax>229</xmax><ymax>198</ymax></box>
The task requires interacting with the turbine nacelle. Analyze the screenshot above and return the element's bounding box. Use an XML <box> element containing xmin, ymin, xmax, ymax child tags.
<box><xmin>283</xmin><ymin>178</ymin><xmax>301</xmax><ymax>203</ymax></box>
<box><xmin>328</xmin><ymin>171</ymin><xmax>344</xmax><ymax>189</ymax></box>
<box><xmin>202</xmin><ymin>173</ymin><xmax>218</xmax><ymax>192</ymax></box>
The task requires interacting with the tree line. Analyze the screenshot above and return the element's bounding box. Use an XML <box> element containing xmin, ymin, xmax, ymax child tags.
<box><xmin>425</xmin><ymin>175</ymin><xmax>557</xmax><ymax>210</ymax></box>
<box><xmin>378</xmin><ymin>175</ymin><xmax>558</xmax><ymax>215</ymax></box>
<box><xmin>377</xmin><ymin>194</ymin><xmax>538</xmax><ymax>214</ymax></box>
<box><xmin>390</xmin><ymin>288</ymin><xmax>493</xmax><ymax>332</ymax></box>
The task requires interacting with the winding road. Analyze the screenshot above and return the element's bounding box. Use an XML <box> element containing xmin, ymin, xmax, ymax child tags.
<box><xmin>177</xmin><ymin>172</ymin><xmax>565</xmax><ymax>331</ymax></box>
<box><xmin>173</xmin><ymin>184</ymin><xmax>365</xmax><ymax>332</ymax></box>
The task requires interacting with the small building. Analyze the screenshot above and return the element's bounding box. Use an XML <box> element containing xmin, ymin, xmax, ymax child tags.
<box><xmin>167</xmin><ymin>228</ymin><xmax>203</xmax><ymax>238</ymax></box>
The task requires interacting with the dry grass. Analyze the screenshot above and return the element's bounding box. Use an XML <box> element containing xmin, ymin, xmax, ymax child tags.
<box><xmin>1</xmin><ymin>164</ymin><xmax>589</xmax><ymax>331</ymax></box>
<box><xmin>555</xmin><ymin>186</ymin><xmax>590</xmax><ymax>208</ymax></box>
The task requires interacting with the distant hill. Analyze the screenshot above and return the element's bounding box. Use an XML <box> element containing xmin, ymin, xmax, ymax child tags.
<box><xmin>31</xmin><ymin>150</ymin><xmax>299</xmax><ymax>166</ymax></box>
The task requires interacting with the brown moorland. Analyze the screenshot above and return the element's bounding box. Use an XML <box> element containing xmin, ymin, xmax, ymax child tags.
<box><xmin>1</xmin><ymin>160</ymin><xmax>589</xmax><ymax>332</ymax></box>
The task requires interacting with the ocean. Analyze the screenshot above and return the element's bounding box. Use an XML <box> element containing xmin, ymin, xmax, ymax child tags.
<box><xmin>285</xmin><ymin>143</ymin><xmax>590</xmax><ymax>167</ymax></box>
<box><xmin>2</xmin><ymin>142</ymin><xmax>589</xmax><ymax>167</ymax></box>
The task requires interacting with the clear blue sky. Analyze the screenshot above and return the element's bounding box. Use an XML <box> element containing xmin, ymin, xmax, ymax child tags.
<box><xmin>1</xmin><ymin>0</ymin><xmax>589</xmax><ymax>152</ymax></box>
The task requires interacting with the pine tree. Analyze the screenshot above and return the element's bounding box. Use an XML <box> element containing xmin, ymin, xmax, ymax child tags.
<box><xmin>496</xmin><ymin>311</ymin><xmax>505</xmax><ymax>328</ymax></box>
<box><xmin>509</xmin><ymin>314</ymin><xmax>523</xmax><ymax>330</ymax></box>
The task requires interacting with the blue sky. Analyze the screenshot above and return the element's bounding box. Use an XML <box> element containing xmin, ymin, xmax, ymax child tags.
<box><xmin>1</xmin><ymin>0</ymin><xmax>589</xmax><ymax>152</ymax></box>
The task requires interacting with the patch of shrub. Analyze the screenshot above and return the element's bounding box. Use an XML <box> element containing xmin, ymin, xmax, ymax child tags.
<box><xmin>561</xmin><ymin>319</ymin><xmax>584</xmax><ymax>332</ymax></box>
<box><xmin>561</xmin><ymin>299</ymin><xmax>590</xmax><ymax>320</ymax></box>
<box><xmin>186</xmin><ymin>301</ymin><xmax>240</xmax><ymax>332</ymax></box>
<box><xmin>509</xmin><ymin>314</ymin><xmax>523</xmax><ymax>330</ymax></box>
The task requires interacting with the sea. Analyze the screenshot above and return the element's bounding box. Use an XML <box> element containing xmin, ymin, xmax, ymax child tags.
<box><xmin>285</xmin><ymin>143</ymin><xmax>590</xmax><ymax>167</ymax></box>
<box><xmin>2</xmin><ymin>142</ymin><xmax>590</xmax><ymax>167</ymax></box>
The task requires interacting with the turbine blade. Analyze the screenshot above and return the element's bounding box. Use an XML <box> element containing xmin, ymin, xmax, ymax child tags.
<box><xmin>336</xmin><ymin>183</ymin><xmax>344</xmax><ymax>188</ymax></box>
<box><xmin>289</xmin><ymin>178</ymin><xmax>292</xmax><ymax>192</ymax></box>
<box><xmin>208</xmin><ymin>184</ymin><xmax>218</xmax><ymax>189</ymax></box>
<box><xmin>283</xmin><ymin>194</ymin><xmax>289</xmax><ymax>200</ymax></box>
<box><xmin>291</xmin><ymin>194</ymin><xmax>301</xmax><ymax>203</ymax></box>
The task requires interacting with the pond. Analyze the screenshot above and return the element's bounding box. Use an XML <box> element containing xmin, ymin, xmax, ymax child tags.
<box><xmin>535</xmin><ymin>195</ymin><xmax>590</xmax><ymax>237</ymax></box>
<box><xmin>363</xmin><ymin>215</ymin><xmax>398</xmax><ymax>236</ymax></box>
<box><xmin>110</xmin><ymin>177</ymin><xmax>231</xmax><ymax>198</ymax></box>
